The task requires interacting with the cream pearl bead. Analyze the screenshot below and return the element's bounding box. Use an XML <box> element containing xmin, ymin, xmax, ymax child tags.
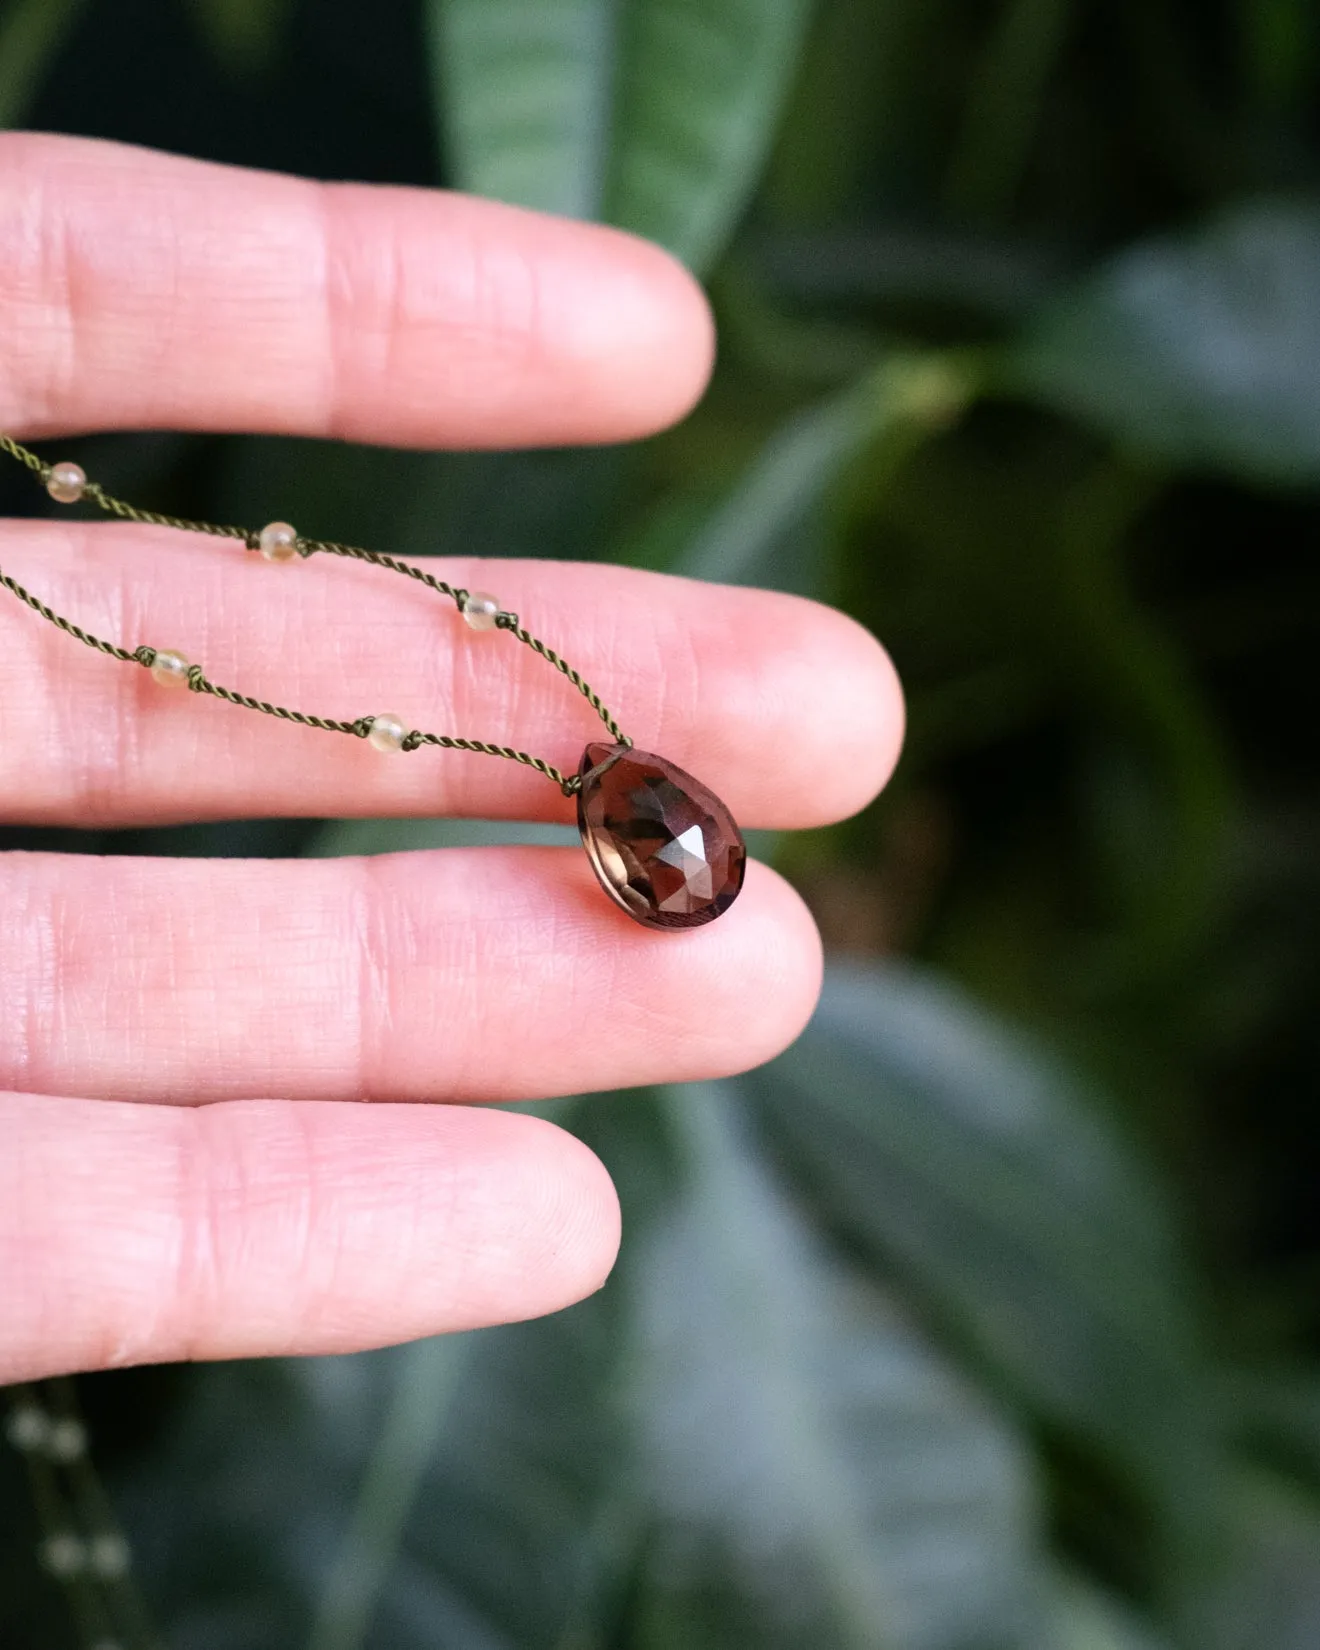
<box><xmin>150</xmin><ymin>649</ymin><xmax>191</xmax><ymax>688</ymax></box>
<box><xmin>462</xmin><ymin>590</ymin><xmax>501</xmax><ymax>631</ymax></box>
<box><xmin>46</xmin><ymin>462</ymin><xmax>86</xmax><ymax>504</ymax></box>
<box><xmin>45</xmin><ymin>1418</ymin><xmax>87</xmax><ymax>1463</ymax></box>
<box><xmin>368</xmin><ymin>713</ymin><xmax>408</xmax><ymax>753</ymax></box>
<box><xmin>258</xmin><ymin>520</ymin><xmax>300</xmax><ymax>562</ymax></box>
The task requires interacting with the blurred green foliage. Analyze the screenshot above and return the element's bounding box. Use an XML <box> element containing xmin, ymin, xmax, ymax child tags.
<box><xmin>2</xmin><ymin>0</ymin><xmax>1320</xmax><ymax>1646</ymax></box>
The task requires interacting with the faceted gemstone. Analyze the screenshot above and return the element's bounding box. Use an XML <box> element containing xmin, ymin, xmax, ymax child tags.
<box><xmin>576</xmin><ymin>742</ymin><xmax>746</xmax><ymax>929</ymax></box>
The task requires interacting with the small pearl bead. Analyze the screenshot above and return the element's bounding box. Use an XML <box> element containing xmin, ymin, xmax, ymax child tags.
<box><xmin>462</xmin><ymin>590</ymin><xmax>501</xmax><ymax>631</ymax></box>
<box><xmin>46</xmin><ymin>461</ymin><xmax>86</xmax><ymax>504</ymax></box>
<box><xmin>5</xmin><ymin>1405</ymin><xmax>48</xmax><ymax>1451</ymax></box>
<box><xmin>150</xmin><ymin>649</ymin><xmax>191</xmax><ymax>688</ymax></box>
<box><xmin>368</xmin><ymin>713</ymin><xmax>408</xmax><ymax>753</ymax></box>
<box><xmin>45</xmin><ymin>1419</ymin><xmax>87</xmax><ymax>1462</ymax></box>
<box><xmin>88</xmin><ymin>1534</ymin><xmax>131</xmax><ymax>1578</ymax></box>
<box><xmin>258</xmin><ymin>520</ymin><xmax>299</xmax><ymax>562</ymax></box>
<box><xmin>40</xmin><ymin>1533</ymin><xmax>87</xmax><ymax>1577</ymax></box>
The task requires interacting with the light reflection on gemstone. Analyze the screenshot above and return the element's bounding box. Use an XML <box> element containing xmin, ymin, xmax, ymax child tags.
<box><xmin>576</xmin><ymin>742</ymin><xmax>746</xmax><ymax>930</ymax></box>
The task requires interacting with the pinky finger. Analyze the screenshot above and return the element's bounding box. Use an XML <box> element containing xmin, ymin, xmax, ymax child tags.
<box><xmin>0</xmin><ymin>1092</ymin><xmax>621</xmax><ymax>1383</ymax></box>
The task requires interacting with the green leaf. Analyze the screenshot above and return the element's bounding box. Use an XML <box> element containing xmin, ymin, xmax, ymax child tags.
<box><xmin>366</xmin><ymin>1092</ymin><xmax>685</xmax><ymax>1649</ymax></box>
<box><xmin>1208</xmin><ymin>1473</ymin><xmax>1320</xmax><ymax>1650</ymax></box>
<box><xmin>117</xmin><ymin>1356</ymin><xmax>399</xmax><ymax>1644</ymax></box>
<box><xmin>112</xmin><ymin>1094</ymin><xmax>671</xmax><ymax>1650</ymax></box>
<box><xmin>1225</xmin><ymin>1366</ymin><xmax>1320</xmax><ymax>1494</ymax></box>
<box><xmin>428</xmin><ymin>0</ymin><xmax>816</xmax><ymax>271</ymax></box>
<box><xmin>305</xmin><ymin>816</ymin><xmax>577</xmax><ymax>857</ymax></box>
<box><xmin>214</xmin><ymin>437</ymin><xmax>625</xmax><ymax>568</ymax></box>
<box><xmin>673</xmin><ymin>354</ymin><xmax>979</xmax><ymax>594</ymax></box>
<box><xmin>943</xmin><ymin>0</ymin><xmax>1077</xmax><ymax>224</ymax></box>
<box><xmin>1240</xmin><ymin>0</ymin><xmax>1315</xmax><ymax>117</ymax></box>
<box><xmin>362</xmin><ymin>1306</ymin><xmax>634</xmax><ymax>1648</ymax></box>
<box><xmin>0</xmin><ymin>0</ymin><xmax>86</xmax><ymax>128</ymax></box>
<box><xmin>747</xmin><ymin>963</ymin><xmax>1222</xmax><ymax>1567</ymax></box>
<box><xmin>188</xmin><ymin>0</ymin><xmax>296</xmax><ymax>73</ymax></box>
<box><xmin>630</xmin><ymin>1082</ymin><xmax>1044</xmax><ymax>1650</ymax></box>
<box><xmin>1010</xmin><ymin>201</ymin><xmax>1320</xmax><ymax>488</ymax></box>
<box><xmin>308</xmin><ymin>1337</ymin><xmax>469</xmax><ymax>1650</ymax></box>
<box><xmin>1044</xmin><ymin>1575</ymin><xmax>1170</xmax><ymax>1650</ymax></box>
<box><xmin>117</xmin><ymin>1297</ymin><xmax>629</xmax><ymax>1650</ymax></box>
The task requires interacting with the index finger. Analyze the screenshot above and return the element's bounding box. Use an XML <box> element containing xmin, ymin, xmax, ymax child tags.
<box><xmin>0</xmin><ymin>133</ymin><xmax>713</xmax><ymax>447</ymax></box>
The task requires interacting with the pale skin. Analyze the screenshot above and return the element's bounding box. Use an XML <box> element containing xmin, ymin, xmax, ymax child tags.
<box><xmin>0</xmin><ymin>134</ymin><xmax>905</xmax><ymax>1384</ymax></box>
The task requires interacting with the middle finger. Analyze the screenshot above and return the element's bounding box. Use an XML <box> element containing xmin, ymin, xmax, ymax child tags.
<box><xmin>0</xmin><ymin>521</ymin><xmax>902</xmax><ymax>828</ymax></box>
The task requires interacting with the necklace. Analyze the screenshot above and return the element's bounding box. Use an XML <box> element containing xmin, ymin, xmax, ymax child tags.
<box><xmin>0</xmin><ymin>435</ymin><xmax>746</xmax><ymax>930</ymax></box>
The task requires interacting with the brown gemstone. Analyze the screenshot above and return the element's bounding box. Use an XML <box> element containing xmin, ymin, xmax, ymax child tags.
<box><xmin>576</xmin><ymin>742</ymin><xmax>746</xmax><ymax>930</ymax></box>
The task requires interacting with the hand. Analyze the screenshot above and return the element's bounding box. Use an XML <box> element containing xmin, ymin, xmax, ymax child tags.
<box><xmin>0</xmin><ymin>134</ymin><xmax>903</xmax><ymax>1383</ymax></box>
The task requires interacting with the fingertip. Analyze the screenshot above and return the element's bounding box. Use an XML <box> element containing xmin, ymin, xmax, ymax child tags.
<box><xmin>497</xmin><ymin>1110</ymin><xmax>623</xmax><ymax>1315</ymax></box>
<box><xmin>297</xmin><ymin>1102</ymin><xmax>623</xmax><ymax>1334</ymax></box>
<box><xmin>623</xmin><ymin>858</ymin><xmax>823</xmax><ymax>1084</ymax></box>
<box><xmin>751</xmin><ymin>597</ymin><xmax>906</xmax><ymax>827</ymax></box>
<box><xmin>561</xmin><ymin>226</ymin><xmax>716</xmax><ymax>439</ymax></box>
<box><xmin>729</xmin><ymin>858</ymin><xmax>825</xmax><ymax>1069</ymax></box>
<box><xmin>0</xmin><ymin>1093</ymin><xmax>627</xmax><ymax>1379</ymax></box>
<box><xmin>823</xmin><ymin>608</ymin><xmax>906</xmax><ymax>816</ymax></box>
<box><xmin>328</xmin><ymin>191</ymin><xmax>715</xmax><ymax>448</ymax></box>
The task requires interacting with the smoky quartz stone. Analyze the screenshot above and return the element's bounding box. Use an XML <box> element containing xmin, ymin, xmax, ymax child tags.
<box><xmin>576</xmin><ymin>742</ymin><xmax>747</xmax><ymax>930</ymax></box>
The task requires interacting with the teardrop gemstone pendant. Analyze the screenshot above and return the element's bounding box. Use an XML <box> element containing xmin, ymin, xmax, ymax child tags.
<box><xmin>576</xmin><ymin>742</ymin><xmax>747</xmax><ymax>929</ymax></box>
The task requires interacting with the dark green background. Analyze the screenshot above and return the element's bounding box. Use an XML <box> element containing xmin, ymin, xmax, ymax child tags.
<box><xmin>2</xmin><ymin>0</ymin><xmax>1319</xmax><ymax>1646</ymax></box>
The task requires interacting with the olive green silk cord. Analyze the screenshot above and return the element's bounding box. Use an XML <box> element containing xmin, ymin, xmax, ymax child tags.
<box><xmin>0</xmin><ymin>435</ymin><xmax>630</xmax><ymax>797</ymax></box>
<box><xmin>5</xmin><ymin>1381</ymin><xmax>163</xmax><ymax>1650</ymax></box>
